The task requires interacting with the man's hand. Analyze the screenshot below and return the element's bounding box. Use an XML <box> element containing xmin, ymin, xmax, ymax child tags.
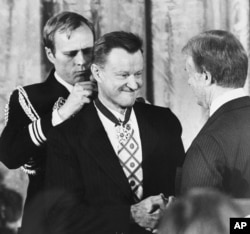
<box><xmin>130</xmin><ymin>194</ymin><xmax>167</xmax><ymax>231</ymax></box>
<box><xmin>165</xmin><ymin>195</ymin><xmax>176</xmax><ymax>208</ymax></box>
<box><xmin>58</xmin><ymin>81</ymin><xmax>97</xmax><ymax>121</ymax></box>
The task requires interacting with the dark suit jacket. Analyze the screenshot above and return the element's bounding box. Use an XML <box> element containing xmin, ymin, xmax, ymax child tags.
<box><xmin>45</xmin><ymin>101</ymin><xmax>185</xmax><ymax>234</ymax></box>
<box><xmin>181</xmin><ymin>97</ymin><xmax>250</xmax><ymax>198</ymax></box>
<box><xmin>0</xmin><ymin>70</ymin><xmax>69</xmax><ymax>225</ymax></box>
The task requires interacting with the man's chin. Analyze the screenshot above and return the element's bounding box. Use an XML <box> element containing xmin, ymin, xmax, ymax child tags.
<box><xmin>120</xmin><ymin>99</ymin><xmax>136</xmax><ymax>108</ymax></box>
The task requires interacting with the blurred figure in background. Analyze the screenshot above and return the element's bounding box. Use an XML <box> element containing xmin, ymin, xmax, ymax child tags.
<box><xmin>0</xmin><ymin>182</ymin><xmax>23</xmax><ymax>234</ymax></box>
<box><xmin>0</xmin><ymin>11</ymin><xmax>96</xmax><ymax>232</ymax></box>
<box><xmin>158</xmin><ymin>188</ymin><xmax>244</xmax><ymax>234</ymax></box>
<box><xmin>181</xmin><ymin>30</ymin><xmax>250</xmax><ymax>197</ymax></box>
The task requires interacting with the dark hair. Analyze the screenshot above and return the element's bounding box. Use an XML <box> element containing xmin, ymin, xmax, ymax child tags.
<box><xmin>158</xmin><ymin>188</ymin><xmax>243</xmax><ymax>234</ymax></box>
<box><xmin>182</xmin><ymin>30</ymin><xmax>248</xmax><ymax>88</ymax></box>
<box><xmin>43</xmin><ymin>11</ymin><xmax>95</xmax><ymax>54</ymax></box>
<box><xmin>93</xmin><ymin>31</ymin><xmax>143</xmax><ymax>66</ymax></box>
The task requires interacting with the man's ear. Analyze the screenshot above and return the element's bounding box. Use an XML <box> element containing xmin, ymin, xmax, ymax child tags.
<box><xmin>45</xmin><ymin>47</ymin><xmax>55</xmax><ymax>64</ymax></box>
<box><xmin>91</xmin><ymin>64</ymin><xmax>103</xmax><ymax>83</ymax></box>
<box><xmin>204</xmin><ymin>70</ymin><xmax>212</xmax><ymax>85</ymax></box>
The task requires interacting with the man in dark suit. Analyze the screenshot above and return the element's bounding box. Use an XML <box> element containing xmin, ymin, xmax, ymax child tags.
<box><xmin>180</xmin><ymin>30</ymin><xmax>250</xmax><ymax>198</ymax></box>
<box><xmin>45</xmin><ymin>31</ymin><xmax>185</xmax><ymax>234</ymax></box>
<box><xmin>0</xmin><ymin>11</ymin><xmax>96</xmax><ymax>230</ymax></box>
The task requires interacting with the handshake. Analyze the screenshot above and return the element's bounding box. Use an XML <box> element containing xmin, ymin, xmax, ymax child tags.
<box><xmin>130</xmin><ymin>193</ymin><xmax>176</xmax><ymax>233</ymax></box>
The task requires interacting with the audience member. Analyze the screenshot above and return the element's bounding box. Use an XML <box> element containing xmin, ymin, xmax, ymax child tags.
<box><xmin>158</xmin><ymin>188</ymin><xmax>244</xmax><ymax>234</ymax></box>
<box><xmin>0</xmin><ymin>183</ymin><xmax>23</xmax><ymax>234</ymax></box>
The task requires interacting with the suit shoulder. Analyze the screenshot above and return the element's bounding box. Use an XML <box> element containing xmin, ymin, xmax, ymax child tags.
<box><xmin>6</xmin><ymin>83</ymin><xmax>45</xmax><ymax>110</ymax></box>
<box><xmin>7</xmin><ymin>82</ymin><xmax>43</xmax><ymax>98</ymax></box>
<box><xmin>135</xmin><ymin>102</ymin><xmax>179</xmax><ymax>120</ymax></box>
<box><xmin>23</xmin><ymin>81</ymin><xmax>48</xmax><ymax>97</ymax></box>
<box><xmin>135</xmin><ymin>102</ymin><xmax>182</xmax><ymax>133</ymax></box>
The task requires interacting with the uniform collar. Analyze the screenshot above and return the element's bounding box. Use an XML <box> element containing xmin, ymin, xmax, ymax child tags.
<box><xmin>54</xmin><ymin>72</ymin><xmax>73</xmax><ymax>93</ymax></box>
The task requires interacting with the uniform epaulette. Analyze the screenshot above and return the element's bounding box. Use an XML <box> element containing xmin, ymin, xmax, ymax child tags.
<box><xmin>17</xmin><ymin>86</ymin><xmax>40</xmax><ymax>121</ymax></box>
<box><xmin>4</xmin><ymin>91</ymin><xmax>12</xmax><ymax>126</ymax></box>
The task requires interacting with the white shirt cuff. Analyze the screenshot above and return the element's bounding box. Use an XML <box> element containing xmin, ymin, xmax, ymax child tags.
<box><xmin>52</xmin><ymin>109</ymin><xmax>64</xmax><ymax>126</ymax></box>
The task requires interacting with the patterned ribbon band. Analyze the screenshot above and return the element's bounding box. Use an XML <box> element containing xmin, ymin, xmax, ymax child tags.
<box><xmin>94</xmin><ymin>98</ymin><xmax>131</xmax><ymax>126</ymax></box>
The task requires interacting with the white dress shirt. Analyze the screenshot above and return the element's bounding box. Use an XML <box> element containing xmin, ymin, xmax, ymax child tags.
<box><xmin>210</xmin><ymin>88</ymin><xmax>247</xmax><ymax>117</ymax></box>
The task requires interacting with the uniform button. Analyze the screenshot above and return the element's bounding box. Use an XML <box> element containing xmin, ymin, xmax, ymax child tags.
<box><xmin>130</xmin><ymin>143</ymin><xmax>134</xmax><ymax>149</ymax></box>
<box><xmin>130</xmin><ymin>162</ymin><xmax>135</xmax><ymax>168</ymax></box>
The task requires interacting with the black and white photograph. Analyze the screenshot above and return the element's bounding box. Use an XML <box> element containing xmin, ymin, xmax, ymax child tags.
<box><xmin>0</xmin><ymin>0</ymin><xmax>250</xmax><ymax>233</ymax></box>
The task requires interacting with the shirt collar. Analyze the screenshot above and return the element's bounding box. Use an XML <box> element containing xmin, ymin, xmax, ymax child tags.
<box><xmin>210</xmin><ymin>88</ymin><xmax>247</xmax><ymax>116</ymax></box>
<box><xmin>54</xmin><ymin>72</ymin><xmax>73</xmax><ymax>93</ymax></box>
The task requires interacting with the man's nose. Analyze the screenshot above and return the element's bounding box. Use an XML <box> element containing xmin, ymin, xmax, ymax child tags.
<box><xmin>75</xmin><ymin>51</ymin><xmax>86</xmax><ymax>66</ymax></box>
<box><xmin>127</xmin><ymin>75</ymin><xmax>141</xmax><ymax>90</ymax></box>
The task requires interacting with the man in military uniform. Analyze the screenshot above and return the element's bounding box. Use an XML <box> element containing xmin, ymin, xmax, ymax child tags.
<box><xmin>0</xmin><ymin>11</ymin><xmax>96</xmax><ymax>231</ymax></box>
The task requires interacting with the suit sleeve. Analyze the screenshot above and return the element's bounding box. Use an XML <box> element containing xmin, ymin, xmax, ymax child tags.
<box><xmin>169</xmin><ymin>110</ymin><xmax>185</xmax><ymax>167</ymax></box>
<box><xmin>180</xmin><ymin>134</ymin><xmax>225</xmax><ymax>194</ymax></box>
<box><xmin>167</xmin><ymin>110</ymin><xmax>185</xmax><ymax>195</ymax></box>
<box><xmin>0</xmin><ymin>89</ymin><xmax>53</xmax><ymax>169</ymax></box>
<box><xmin>45</xmin><ymin>128</ymin><xmax>131</xmax><ymax>234</ymax></box>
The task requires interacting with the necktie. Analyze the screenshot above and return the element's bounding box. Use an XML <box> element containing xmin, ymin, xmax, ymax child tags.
<box><xmin>94</xmin><ymin>98</ymin><xmax>143</xmax><ymax>201</ymax></box>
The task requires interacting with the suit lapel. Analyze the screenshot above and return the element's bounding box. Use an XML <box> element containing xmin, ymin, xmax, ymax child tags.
<box><xmin>80</xmin><ymin>103</ymin><xmax>133</xmax><ymax>201</ymax></box>
<box><xmin>133</xmin><ymin>103</ymin><xmax>159</xmax><ymax>166</ymax></box>
<box><xmin>80</xmin><ymin>103</ymin><xmax>159</xmax><ymax>201</ymax></box>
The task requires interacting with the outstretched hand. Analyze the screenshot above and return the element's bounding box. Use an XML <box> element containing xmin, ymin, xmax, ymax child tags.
<box><xmin>130</xmin><ymin>194</ymin><xmax>167</xmax><ymax>231</ymax></box>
